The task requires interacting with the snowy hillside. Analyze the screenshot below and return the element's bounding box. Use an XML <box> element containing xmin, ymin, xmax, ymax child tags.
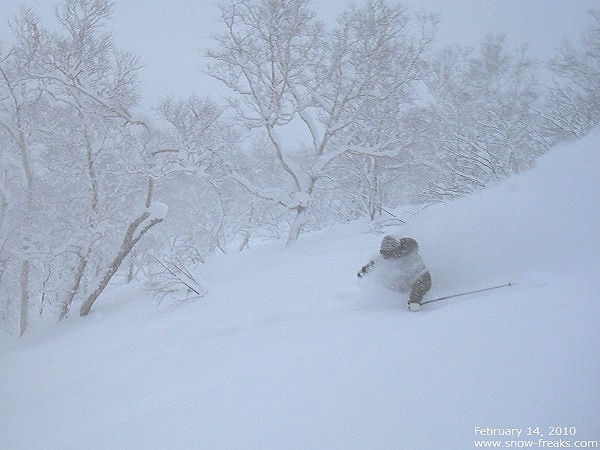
<box><xmin>1</xmin><ymin>129</ymin><xmax>599</xmax><ymax>449</ymax></box>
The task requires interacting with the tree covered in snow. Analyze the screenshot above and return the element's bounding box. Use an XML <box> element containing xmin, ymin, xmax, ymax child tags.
<box><xmin>0</xmin><ymin>0</ymin><xmax>163</xmax><ymax>332</ymax></box>
<box><xmin>418</xmin><ymin>35</ymin><xmax>547</xmax><ymax>199</ymax></box>
<box><xmin>134</xmin><ymin>95</ymin><xmax>256</xmax><ymax>298</ymax></box>
<box><xmin>206</xmin><ymin>0</ymin><xmax>436</xmax><ymax>242</ymax></box>
<box><xmin>545</xmin><ymin>9</ymin><xmax>600</xmax><ymax>139</ymax></box>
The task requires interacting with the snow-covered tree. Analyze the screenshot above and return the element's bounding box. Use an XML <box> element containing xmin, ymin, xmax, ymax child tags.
<box><xmin>0</xmin><ymin>10</ymin><xmax>48</xmax><ymax>334</ymax></box>
<box><xmin>0</xmin><ymin>0</ymin><xmax>164</xmax><ymax>331</ymax></box>
<box><xmin>420</xmin><ymin>35</ymin><xmax>546</xmax><ymax>199</ymax></box>
<box><xmin>206</xmin><ymin>0</ymin><xmax>435</xmax><ymax>241</ymax></box>
<box><xmin>147</xmin><ymin>96</ymin><xmax>250</xmax><ymax>260</ymax></box>
<box><xmin>545</xmin><ymin>9</ymin><xmax>600</xmax><ymax>139</ymax></box>
<box><xmin>321</xmin><ymin>93</ymin><xmax>427</xmax><ymax>221</ymax></box>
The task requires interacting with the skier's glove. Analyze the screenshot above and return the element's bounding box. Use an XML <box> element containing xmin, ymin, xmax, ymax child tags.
<box><xmin>408</xmin><ymin>302</ymin><xmax>421</xmax><ymax>312</ymax></box>
<box><xmin>357</xmin><ymin>261</ymin><xmax>375</xmax><ymax>278</ymax></box>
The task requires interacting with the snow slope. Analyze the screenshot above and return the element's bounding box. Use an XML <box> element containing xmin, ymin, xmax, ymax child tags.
<box><xmin>1</xmin><ymin>130</ymin><xmax>599</xmax><ymax>449</ymax></box>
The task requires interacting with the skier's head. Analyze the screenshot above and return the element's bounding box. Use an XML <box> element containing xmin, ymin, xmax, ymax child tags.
<box><xmin>380</xmin><ymin>235</ymin><xmax>401</xmax><ymax>258</ymax></box>
<box><xmin>380</xmin><ymin>235</ymin><xmax>419</xmax><ymax>258</ymax></box>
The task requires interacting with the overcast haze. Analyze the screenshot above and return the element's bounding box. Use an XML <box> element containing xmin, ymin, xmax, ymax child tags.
<box><xmin>1</xmin><ymin>0</ymin><xmax>597</xmax><ymax>108</ymax></box>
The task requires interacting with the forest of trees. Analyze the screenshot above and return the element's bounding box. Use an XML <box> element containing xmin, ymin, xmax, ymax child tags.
<box><xmin>1</xmin><ymin>0</ymin><xmax>598</xmax><ymax>334</ymax></box>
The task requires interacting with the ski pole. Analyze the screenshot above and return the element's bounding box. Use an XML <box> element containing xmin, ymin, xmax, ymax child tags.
<box><xmin>420</xmin><ymin>282</ymin><xmax>512</xmax><ymax>306</ymax></box>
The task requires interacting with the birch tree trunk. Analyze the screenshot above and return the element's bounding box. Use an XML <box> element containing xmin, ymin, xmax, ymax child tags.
<box><xmin>19</xmin><ymin>260</ymin><xmax>30</xmax><ymax>336</ymax></box>
<box><xmin>59</xmin><ymin>251</ymin><xmax>88</xmax><ymax>320</ymax></box>
<box><xmin>80</xmin><ymin>179</ymin><xmax>163</xmax><ymax>316</ymax></box>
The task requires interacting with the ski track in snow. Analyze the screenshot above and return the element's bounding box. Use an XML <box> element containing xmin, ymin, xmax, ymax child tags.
<box><xmin>1</xmin><ymin>129</ymin><xmax>599</xmax><ymax>448</ymax></box>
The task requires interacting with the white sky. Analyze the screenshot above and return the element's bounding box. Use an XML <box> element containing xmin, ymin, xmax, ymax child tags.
<box><xmin>1</xmin><ymin>0</ymin><xmax>597</xmax><ymax>109</ymax></box>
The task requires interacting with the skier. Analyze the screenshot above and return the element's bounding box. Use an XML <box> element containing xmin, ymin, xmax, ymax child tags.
<box><xmin>358</xmin><ymin>235</ymin><xmax>431</xmax><ymax>311</ymax></box>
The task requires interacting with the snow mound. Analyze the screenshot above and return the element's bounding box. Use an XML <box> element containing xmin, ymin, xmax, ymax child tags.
<box><xmin>1</xmin><ymin>129</ymin><xmax>599</xmax><ymax>449</ymax></box>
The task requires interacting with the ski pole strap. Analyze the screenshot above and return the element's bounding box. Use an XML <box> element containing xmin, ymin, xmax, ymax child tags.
<box><xmin>421</xmin><ymin>282</ymin><xmax>512</xmax><ymax>305</ymax></box>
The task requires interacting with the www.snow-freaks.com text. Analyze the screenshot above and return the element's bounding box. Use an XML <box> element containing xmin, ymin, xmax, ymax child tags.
<box><xmin>472</xmin><ymin>426</ymin><xmax>598</xmax><ymax>448</ymax></box>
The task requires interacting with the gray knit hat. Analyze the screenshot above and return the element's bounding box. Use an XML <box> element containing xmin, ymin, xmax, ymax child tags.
<box><xmin>380</xmin><ymin>235</ymin><xmax>419</xmax><ymax>258</ymax></box>
<box><xmin>380</xmin><ymin>235</ymin><xmax>401</xmax><ymax>258</ymax></box>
